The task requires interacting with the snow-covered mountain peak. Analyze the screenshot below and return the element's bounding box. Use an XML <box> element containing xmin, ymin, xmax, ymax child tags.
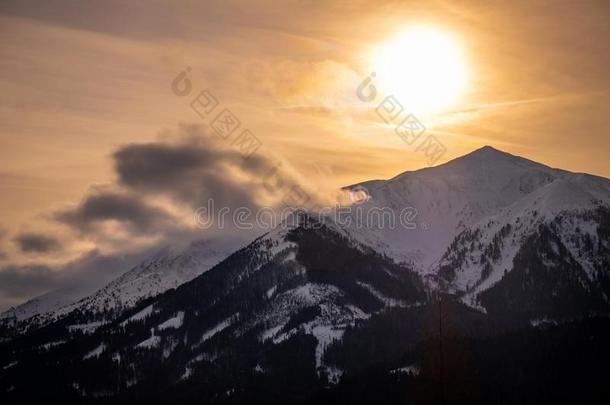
<box><xmin>342</xmin><ymin>146</ymin><xmax>610</xmax><ymax>273</ymax></box>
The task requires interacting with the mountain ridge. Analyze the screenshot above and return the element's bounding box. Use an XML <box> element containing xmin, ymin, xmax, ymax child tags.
<box><xmin>2</xmin><ymin>145</ymin><xmax>609</xmax><ymax>337</ymax></box>
<box><xmin>1</xmin><ymin>144</ymin><xmax>609</xmax><ymax>402</ymax></box>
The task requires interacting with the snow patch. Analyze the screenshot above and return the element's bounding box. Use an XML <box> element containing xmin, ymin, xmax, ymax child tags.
<box><xmin>158</xmin><ymin>311</ymin><xmax>184</xmax><ymax>330</ymax></box>
<box><xmin>198</xmin><ymin>314</ymin><xmax>238</xmax><ymax>345</ymax></box>
<box><xmin>324</xmin><ymin>366</ymin><xmax>344</xmax><ymax>384</ymax></box>
<box><xmin>310</xmin><ymin>324</ymin><xmax>344</xmax><ymax>370</ymax></box>
<box><xmin>68</xmin><ymin>321</ymin><xmax>106</xmax><ymax>334</ymax></box>
<box><xmin>180</xmin><ymin>367</ymin><xmax>193</xmax><ymax>380</ymax></box>
<box><xmin>83</xmin><ymin>343</ymin><xmax>106</xmax><ymax>360</ymax></box>
<box><xmin>2</xmin><ymin>361</ymin><xmax>18</xmax><ymax>370</ymax></box>
<box><xmin>136</xmin><ymin>328</ymin><xmax>161</xmax><ymax>349</ymax></box>
<box><xmin>260</xmin><ymin>324</ymin><xmax>284</xmax><ymax>342</ymax></box>
<box><xmin>121</xmin><ymin>305</ymin><xmax>154</xmax><ymax>326</ymax></box>
<box><xmin>265</xmin><ymin>285</ymin><xmax>277</xmax><ymax>299</ymax></box>
<box><xmin>391</xmin><ymin>364</ymin><xmax>420</xmax><ymax>376</ymax></box>
<box><xmin>40</xmin><ymin>340</ymin><xmax>67</xmax><ymax>350</ymax></box>
<box><xmin>530</xmin><ymin>318</ymin><xmax>558</xmax><ymax>328</ymax></box>
<box><xmin>356</xmin><ymin>281</ymin><xmax>407</xmax><ymax>307</ymax></box>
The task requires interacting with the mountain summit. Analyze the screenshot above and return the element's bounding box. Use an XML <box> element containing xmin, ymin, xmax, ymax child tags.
<box><xmin>345</xmin><ymin>145</ymin><xmax>610</xmax><ymax>274</ymax></box>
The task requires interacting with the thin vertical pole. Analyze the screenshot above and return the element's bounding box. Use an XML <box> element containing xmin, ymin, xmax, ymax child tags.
<box><xmin>439</xmin><ymin>293</ymin><xmax>445</xmax><ymax>405</ymax></box>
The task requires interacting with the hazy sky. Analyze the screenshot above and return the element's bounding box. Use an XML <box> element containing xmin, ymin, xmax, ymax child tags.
<box><xmin>1</xmin><ymin>0</ymin><xmax>609</xmax><ymax>311</ymax></box>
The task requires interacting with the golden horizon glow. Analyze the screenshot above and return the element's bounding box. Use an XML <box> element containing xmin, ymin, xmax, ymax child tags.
<box><xmin>370</xmin><ymin>25</ymin><xmax>469</xmax><ymax>115</ymax></box>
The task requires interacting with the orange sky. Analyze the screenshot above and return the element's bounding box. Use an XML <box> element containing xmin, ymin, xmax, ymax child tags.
<box><xmin>0</xmin><ymin>0</ymin><xmax>609</xmax><ymax>309</ymax></box>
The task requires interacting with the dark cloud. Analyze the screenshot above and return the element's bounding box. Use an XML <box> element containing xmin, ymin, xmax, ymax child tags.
<box><xmin>0</xmin><ymin>246</ymin><xmax>162</xmax><ymax>313</ymax></box>
<box><xmin>0</xmin><ymin>264</ymin><xmax>58</xmax><ymax>301</ymax></box>
<box><xmin>50</xmin><ymin>125</ymin><xmax>310</xmax><ymax>251</ymax></box>
<box><xmin>2</xmin><ymin>127</ymin><xmax>311</xmax><ymax>312</ymax></box>
<box><xmin>55</xmin><ymin>191</ymin><xmax>176</xmax><ymax>235</ymax></box>
<box><xmin>13</xmin><ymin>232</ymin><xmax>61</xmax><ymax>253</ymax></box>
<box><xmin>112</xmin><ymin>126</ymin><xmax>294</xmax><ymax>210</ymax></box>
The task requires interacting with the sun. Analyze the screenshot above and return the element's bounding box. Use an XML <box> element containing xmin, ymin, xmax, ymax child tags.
<box><xmin>370</xmin><ymin>25</ymin><xmax>469</xmax><ymax>115</ymax></box>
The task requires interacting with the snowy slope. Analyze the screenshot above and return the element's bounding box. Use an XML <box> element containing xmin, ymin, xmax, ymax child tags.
<box><xmin>439</xmin><ymin>177</ymin><xmax>608</xmax><ymax>295</ymax></box>
<box><xmin>1</xmin><ymin>239</ymin><xmax>238</xmax><ymax>333</ymax></box>
<box><xmin>0</xmin><ymin>285</ymin><xmax>93</xmax><ymax>324</ymax></box>
<box><xmin>0</xmin><ymin>252</ymin><xmax>158</xmax><ymax>324</ymax></box>
<box><xmin>64</xmin><ymin>240</ymin><xmax>232</xmax><ymax>314</ymax></box>
<box><xmin>344</xmin><ymin>146</ymin><xmax>610</xmax><ymax>275</ymax></box>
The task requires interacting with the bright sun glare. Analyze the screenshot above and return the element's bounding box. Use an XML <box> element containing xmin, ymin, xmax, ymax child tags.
<box><xmin>371</xmin><ymin>25</ymin><xmax>469</xmax><ymax>115</ymax></box>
